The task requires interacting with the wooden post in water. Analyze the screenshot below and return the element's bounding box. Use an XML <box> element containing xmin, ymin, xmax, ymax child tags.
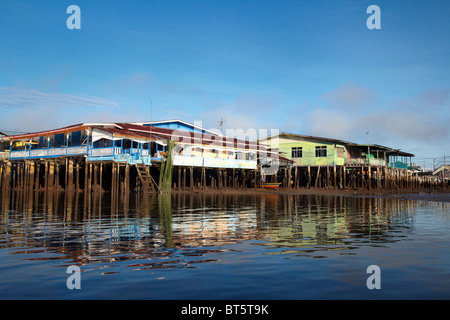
<box><xmin>28</xmin><ymin>161</ymin><xmax>35</xmax><ymax>190</ymax></box>
<box><xmin>333</xmin><ymin>166</ymin><xmax>337</xmax><ymax>189</ymax></box>
<box><xmin>68</xmin><ymin>159</ymin><xmax>74</xmax><ymax>191</ymax></box>
<box><xmin>293</xmin><ymin>166</ymin><xmax>297</xmax><ymax>188</ymax></box>
<box><xmin>88</xmin><ymin>163</ymin><xmax>93</xmax><ymax>193</ymax></box>
<box><xmin>125</xmin><ymin>163</ymin><xmax>130</xmax><ymax>193</ymax></box>
<box><xmin>111</xmin><ymin>162</ymin><xmax>117</xmax><ymax>194</ymax></box>
<box><xmin>287</xmin><ymin>167</ymin><xmax>292</xmax><ymax>188</ymax></box>
<box><xmin>24</xmin><ymin>161</ymin><xmax>31</xmax><ymax>189</ymax></box>
<box><xmin>201</xmin><ymin>166</ymin><xmax>206</xmax><ymax>189</ymax></box>
<box><xmin>217</xmin><ymin>169</ymin><xmax>221</xmax><ymax>189</ymax></box>
<box><xmin>84</xmin><ymin>160</ymin><xmax>88</xmax><ymax>192</ymax></box>
<box><xmin>116</xmin><ymin>163</ymin><xmax>120</xmax><ymax>195</ymax></box>
<box><xmin>22</xmin><ymin>161</ymin><xmax>27</xmax><ymax>190</ymax></box>
<box><xmin>307</xmin><ymin>166</ymin><xmax>311</xmax><ymax>188</ymax></box>
<box><xmin>343</xmin><ymin>166</ymin><xmax>347</xmax><ymax>188</ymax></box>
<box><xmin>224</xmin><ymin>168</ymin><xmax>227</xmax><ymax>189</ymax></box>
<box><xmin>75</xmin><ymin>161</ymin><xmax>80</xmax><ymax>191</ymax></box>
<box><xmin>0</xmin><ymin>162</ymin><xmax>3</xmax><ymax>190</ymax></box>
<box><xmin>99</xmin><ymin>162</ymin><xmax>103</xmax><ymax>192</ymax></box>
<box><xmin>385</xmin><ymin>167</ymin><xmax>389</xmax><ymax>189</ymax></box>
<box><xmin>315</xmin><ymin>166</ymin><xmax>320</xmax><ymax>188</ymax></box>
<box><xmin>190</xmin><ymin>166</ymin><xmax>194</xmax><ymax>191</ymax></box>
<box><xmin>5</xmin><ymin>161</ymin><xmax>9</xmax><ymax>190</ymax></box>
<box><xmin>34</xmin><ymin>162</ymin><xmax>40</xmax><ymax>190</ymax></box>
<box><xmin>64</xmin><ymin>158</ymin><xmax>69</xmax><ymax>190</ymax></box>
<box><xmin>21</xmin><ymin>161</ymin><xmax>26</xmax><ymax>190</ymax></box>
<box><xmin>232</xmin><ymin>168</ymin><xmax>236</xmax><ymax>188</ymax></box>
<box><xmin>44</xmin><ymin>161</ymin><xmax>49</xmax><ymax>190</ymax></box>
<box><xmin>55</xmin><ymin>161</ymin><xmax>60</xmax><ymax>190</ymax></box>
<box><xmin>46</xmin><ymin>161</ymin><xmax>52</xmax><ymax>190</ymax></box>
<box><xmin>23</xmin><ymin>162</ymin><xmax>28</xmax><ymax>190</ymax></box>
<box><xmin>93</xmin><ymin>163</ymin><xmax>98</xmax><ymax>192</ymax></box>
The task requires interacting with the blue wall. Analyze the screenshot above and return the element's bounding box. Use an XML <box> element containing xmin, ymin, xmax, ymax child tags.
<box><xmin>145</xmin><ymin>121</ymin><xmax>206</xmax><ymax>134</ymax></box>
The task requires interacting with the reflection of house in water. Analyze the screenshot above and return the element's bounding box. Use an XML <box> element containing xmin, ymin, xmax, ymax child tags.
<box><xmin>1</xmin><ymin>190</ymin><xmax>433</xmax><ymax>266</ymax></box>
<box><xmin>256</xmin><ymin>194</ymin><xmax>419</xmax><ymax>255</ymax></box>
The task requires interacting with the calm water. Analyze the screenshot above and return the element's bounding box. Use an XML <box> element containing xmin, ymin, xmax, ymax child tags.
<box><xmin>0</xmin><ymin>190</ymin><xmax>448</xmax><ymax>300</ymax></box>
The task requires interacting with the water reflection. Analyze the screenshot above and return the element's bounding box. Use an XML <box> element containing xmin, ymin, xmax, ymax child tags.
<box><xmin>0</xmin><ymin>189</ymin><xmax>448</xmax><ymax>272</ymax></box>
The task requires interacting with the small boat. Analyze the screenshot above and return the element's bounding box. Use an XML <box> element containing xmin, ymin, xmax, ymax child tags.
<box><xmin>261</xmin><ymin>182</ymin><xmax>282</xmax><ymax>190</ymax></box>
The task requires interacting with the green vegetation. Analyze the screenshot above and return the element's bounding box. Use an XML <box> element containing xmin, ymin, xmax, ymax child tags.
<box><xmin>159</xmin><ymin>140</ymin><xmax>174</xmax><ymax>193</ymax></box>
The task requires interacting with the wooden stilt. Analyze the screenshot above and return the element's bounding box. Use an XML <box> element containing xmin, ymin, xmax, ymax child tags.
<box><xmin>44</xmin><ymin>161</ymin><xmax>49</xmax><ymax>190</ymax></box>
<box><xmin>88</xmin><ymin>163</ymin><xmax>93</xmax><ymax>193</ymax></box>
<box><xmin>333</xmin><ymin>165</ymin><xmax>337</xmax><ymax>188</ymax></box>
<box><xmin>315</xmin><ymin>166</ymin><xmax>320</xmax><ymax>188</ymax></box>
<box><xmin>125</xmin><ymin>163</ymin><xmax>130</xmax><ymax>193</ymax></box>
<box><xmin>75</xmin><ymin>162</ymin><xmax>80</xmax><ymax>191</ymax></box>
<box><xmin>190</xmin><ymin>166</ymin><xmax>194</xmax><ymax>191</ymax></box>
<box><xmin>93</xmin><ymin>163</ymin><xmax>98</xmax><ymax>191</ymax></box>
<box><xmin>35</xmin><ymin>162</ymin><xmax>40</xmax><ymax>190</ymax></box>
<box><xmin>67</xmin><ymin>159</ymin><xmax>74</xmax><ymax>191</ymax></box>
<box><xmin>224</xmin><ymin>169</ymin><xmax>228</xmax><ymax>188</ymax></box>
<box><xmin>343</xmin><ymin>166</ymin><xmax>346</xmax><ymax>189</ymax></box>
<box><xmin>307</xmin><ymin>166</ymin><xmax>311</xmax><ymax>188</ymax></box>
<box><xmin>99</xmin><ymin>162</ymin><xmax>103</xmax><ymax>192</ymax></box>
<box><xmin>29</xmin><ymin>161</ymin><xmax>35</xmax><ymax>190</ymax></box>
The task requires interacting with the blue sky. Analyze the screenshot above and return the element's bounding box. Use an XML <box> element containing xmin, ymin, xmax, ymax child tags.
<box><xmin>0</xmin><ymin>0</ymin><xmax>449</xmax><ymax>160</ymax></box>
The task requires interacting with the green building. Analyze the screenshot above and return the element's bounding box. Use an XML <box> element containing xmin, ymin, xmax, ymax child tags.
<box><xmin>259</xmin><ymin>132</ymin><xmax>414</xmax><ymax>169</ymax></box>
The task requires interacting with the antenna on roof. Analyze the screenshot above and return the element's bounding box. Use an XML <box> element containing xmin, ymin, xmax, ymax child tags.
<box><xmin>150</xmin><ymin>101</ymin><xmax>152</xmax><ymax>140</ymax></box>
<box><xmin>217</xmin><ymin>117</ymin><xmax>226</xmax><ymax>135</ymax></box>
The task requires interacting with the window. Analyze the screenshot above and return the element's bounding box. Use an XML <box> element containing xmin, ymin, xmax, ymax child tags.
<box><xmin>315</xmin><ymin>146</ymin><xmax>327</xmax><ymax>157</ymax></box>
<box><xmin>49</xmin><ymin>135</ymin><xmax>55</xmax><ymax>148</ymax></box>
<box><xmin>291</xmin><ymin>147</ymin><xmax>302</xmax><ymax>158</ymax></box>
<box><xmin>55</xmin><ymin>133</ymin><xmax>65</xmax><ymax>148</ymax></box>
<box><xmin>70</xmin><ymin>131</ymin><xmax>82</xmax><ymax>146</ymax></box>
<box><xmin>93</xmin><ymin>138</ymin><xmax>113</xmax><ymax>148</ymax></box>
<box><xmin>38</xmin><ymin>136</ymin><xmax>46</xmax><ymax>148</ymax></box>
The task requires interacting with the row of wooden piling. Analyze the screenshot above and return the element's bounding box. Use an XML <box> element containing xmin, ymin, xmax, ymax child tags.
<box><xmin>269</xmin><ymin>165</ymin><xmax>447</xmax><ymax>192</ymax></box>
<box><xmin>0</xmin><ymin>158</ymin><xmax>260</xmax><ymax>193</ymax></box>
<box><xmin>0</xmin><ymin>159</ymin><xmax>447</xmax><ymax>193</ymax></box>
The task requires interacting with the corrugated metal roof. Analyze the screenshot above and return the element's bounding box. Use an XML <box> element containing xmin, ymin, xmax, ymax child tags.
<box><xmin>1</xmin><ymin>122</ymin><xmax>270</xmax><ymax>152</ymax></box>
<box><xmin>261</xmin><ymin>132</ymin><xmax>415</xmax><ymax>157</ymax></box>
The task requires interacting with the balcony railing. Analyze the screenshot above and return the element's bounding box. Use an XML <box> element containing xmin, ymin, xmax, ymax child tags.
<box><xmin>0</xmin><ymin>151</ymin><xmax>9</xmax><ymax>160</ymax></box>
<box><xmin>10</xmin><ymin>146</ymin><xmax>88</xmax><ymax>159</ymax></box>
<box><xmin>345</xmin><ymin>158</ymin><xmax>387</xmax><ymax>166</ymax></box>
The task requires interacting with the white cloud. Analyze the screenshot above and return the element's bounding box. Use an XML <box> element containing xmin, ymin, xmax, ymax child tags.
<box><xmin>0</xmin><ymin>87</ymin><xmax>121</xmax><ymax>110</ymax></box>
<box><xmin>305</xmin><ymin>84</ymin><xmax>450</xmax><ymax>157</ymax></box>
<box><xmin>0</xmin><ymin>87</ymin><xmax>122</xmax><ymax>132</ymax></box>
<box><xmin>320</xmin><ymin>81</ymin><xmax>379</xmax><ymax>112</ymax></box>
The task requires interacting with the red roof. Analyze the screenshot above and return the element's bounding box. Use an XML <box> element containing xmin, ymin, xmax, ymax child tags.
<box><xmin>2</xmin><ymin>122</ymin><xmax>270</xmax><ymax>152</ymax></box>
